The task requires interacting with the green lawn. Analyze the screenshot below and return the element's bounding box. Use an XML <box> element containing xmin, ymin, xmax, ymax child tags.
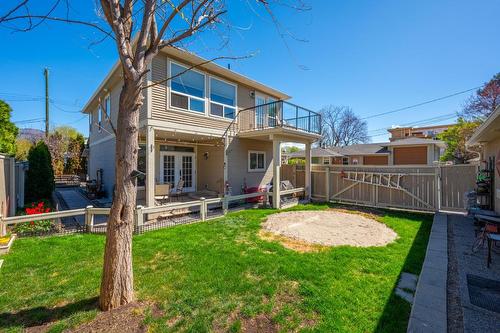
<box><xmin>0</xmin><ymin>204</ymin><xmax>432</xmax><ymax>332</ymax></box>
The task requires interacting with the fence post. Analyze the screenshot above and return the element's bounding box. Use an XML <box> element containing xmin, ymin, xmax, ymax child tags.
<box><xmin>264</xmin><ymin>192</ymin><xmax>270</xmax><ymax>208</ymax></box>
<box><xmin>325</xmin><ymin>167</ymin><xmax>331</xmax><ymax>202</ymax></box>
<box><xmin>223</xmin><ymin>196</ymin><xmax>229</xmax><ymax>215</ymax></box>
<box><xmin>0</xmin><ymin>214</ymin><xmax>6</xmax><ymax>237</ymax></box>
<box><xmin>436</xmin><ymin>165</ymin><xmax>442</xmax><ymax>211</ymax></box>
<box><xmin>85</xmin><ymin>205</ymin><xmax>94</xmax><ymax>233</ymax></box>
<box><xmin>135</xmin><ymin>205</ymin><xmax>144</xmax><ymax>233</ymax></box>
<box><xmin>200</xmin><ymin>198</ymin><xmax>206</xmax><ymax>221</ymax></box>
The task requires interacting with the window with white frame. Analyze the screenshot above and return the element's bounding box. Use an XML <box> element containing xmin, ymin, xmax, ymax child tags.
<box><xmin>170</xmin><ymin>62</ymin><xmax>205</xmax><ymax>113</ymax></box>
<box><xmin>323</xmin><ymin>157</ymin><xmax>330</xmax><ymax>164</ymax></box>
<box><xmin>97</xmin><ymin>105</ymin><xmax>102</xmax><ymax>132</ymax></box>
<box><xmin>342</xmin><ymin>157</ymin><xmax>349</xmax><ymax>165</ymax></box>
<box><xmin>104</xmin><ymin>94</ymin><xmax>111</xmax><ymax>120</ymax></box>
<box><xmin>209</xmin><ymin>77</ymin><xmax>236</xmax><ymax>119</ymax></box>
<box><xmin>248</xmin><ymin>151</ymin><xmax>266</xmax><ymax>172</ymax></box>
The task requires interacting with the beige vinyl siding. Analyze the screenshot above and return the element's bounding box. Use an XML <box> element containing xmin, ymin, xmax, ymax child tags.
<box><xmin>88</xmin><ymin>137</ymin><xmax>116</xmax><ymax>198</ymax></box>
<box><xmin>227</xmin><ymin>138</ymin><xmax>273</xmax><ymax>193</ymax></box>
<box><xmin>484</xmin><ymin>136</ymin><xmax>500</xmax><ymax>214</ymax></box>
<box><xmin>149</xmin><ymin>54</ymin><xmax>280</xmax><ymax>132</ymax></box>
<box><xmin>197</xmin><ymin>144</ymin><xmax>224</xmax><ymax>193</ymax></box>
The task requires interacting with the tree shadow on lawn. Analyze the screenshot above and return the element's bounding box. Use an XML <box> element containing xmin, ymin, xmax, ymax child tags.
<box><xmin>0</xmin><ymin>296</ymin><xmax>98</xmax><ymax>330</ymax></box>
<box><xmin>374</xmin><ymin>211</ymin><xmax>433</xmax><ymax>332</ymax></box>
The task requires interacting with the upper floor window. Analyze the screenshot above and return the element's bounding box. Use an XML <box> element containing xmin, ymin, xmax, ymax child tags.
<box><xmin>170</xmin><ymin>62</ymin><xmax>205</xmax><ymax>113</ymax></box>
<box><xmin>104</xmin><ymin>94</ymin><xmax>111</xmax><ymax>119</ymax></box>
<box><xmin>97</xmin><ymin>105</ymin><xmax>102</xmax><ymax>132</ymax></box>
<box><xmin>323</xmin><ymin>157</ymin><xmax>330</xmax><ymax>165</ymax></box>
<box><xmin>210</xmin><ymin>77</ymin><xmax>236</xmax><ymax>119</ymax></box>
<box><xmin>342</xmin><ymin>157</ymin><xmax>349</xmax><ymax>165</ymax></box>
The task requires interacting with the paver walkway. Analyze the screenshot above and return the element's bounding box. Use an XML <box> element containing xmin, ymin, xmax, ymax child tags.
<box><xmin>55</xmin><ymin>187</ymin><xmax>107</xmax><ymax>225</ymax></box>
<box><xmin>448</xmin><ymin>213</ymin><xmax>500</xmax><ymax>332</ymax></box>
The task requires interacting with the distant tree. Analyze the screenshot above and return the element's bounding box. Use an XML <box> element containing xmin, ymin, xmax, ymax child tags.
<box><xmin>46</xmin><ymin>131</ymin><xmax>65</xmax><ymax>176</ymax></box>
<box><xmin>282</xmin><ymin>146</ymin><xmax>301</xmax><ymax>154</ymax></box>
<box><xmin>65</xmin><ymin>133</ymin><xmax>85</xmax><ymax>174</ymax></box>
<box><xmin>319</xmin><ymin>105</ymin><xmax>369</xmax><ymax>147</ymax></box>
<box><xmin>15</xmin><ymin>138</ymin><xmax>33</xmax><ymax>161</ymax></box>
<box><xmin>460</xmin><ymin>73</ymin><xmax>500</xmax><ymax>120</ymax></box>
<box><xmin>46</xmin><ymin>126</ymin><xmax>85</xmax><ymax>176</ymax></box>
<box><xmin>25</xmin><ymin>141</ymin><xmax>55</xmax><ymax>203</ymax></box>
<box><xmin>0</xmin><ymin>100</ymin><xmax>19</xmax><ymax>156</ymax></box>
<box><xmin>437</xmin><ymin>118</ymin><xmax>481</xmax><ymax>164</ymax></box>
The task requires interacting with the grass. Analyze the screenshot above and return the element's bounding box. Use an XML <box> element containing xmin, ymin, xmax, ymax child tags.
<box><xmin>0</xmin><ymin>203</ymin><xmax>432</xmax><ymax>332</ymax></box>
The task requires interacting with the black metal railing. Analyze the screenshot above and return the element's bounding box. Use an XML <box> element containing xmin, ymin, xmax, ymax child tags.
<box><xmin>234</xmin><ymin>100</ymin><xmax>322</xmax><ymax>135</ymax></box>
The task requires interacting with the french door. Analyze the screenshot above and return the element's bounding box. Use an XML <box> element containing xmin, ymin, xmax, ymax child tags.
<box><xmin>255</xmin><ymin>94</ymin><xmax>278</xmax><ymax>128</ymax></box>
<box><xmin>160</xmin><ymin>152</ymin><xmax>196</xmax><ymax>192</ymax></box>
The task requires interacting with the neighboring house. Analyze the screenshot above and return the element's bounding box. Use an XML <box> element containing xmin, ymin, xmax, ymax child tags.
<box><xmin>467</xmin><ymin>106</ymin><xmax>500</xmax><ymax>214</ymax></box>
<box><xmin>388</xmin><ymin>124</ymin><xmax>453</xmax><ymax>142</ymax></box>
<box><xmin>287</xmin><ymin>137</ymin><xmax>445</xmax><ymax>166</ymax></box>
<box><xmin>82</xmin><ymin>47</ymin><xmax>321</xmax><ymax>208</ymax></box>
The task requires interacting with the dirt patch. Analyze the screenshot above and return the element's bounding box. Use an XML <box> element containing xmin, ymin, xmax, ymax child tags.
<box><xmin>259</xmin><ymin>230</ymin><xmax>326</xmax><ymax>253</ymax></box>
<box><xmin>262</xmin><ymin>210</ymin><xmax>397</xmax><ymax>249</ymax></box>
<box><xmin>66</xmin><ymin>302</ymin><xmax>161</xmax><ymax>333</ymax></box>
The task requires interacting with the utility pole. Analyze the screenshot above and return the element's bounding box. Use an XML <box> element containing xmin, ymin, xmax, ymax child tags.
<box><xmin>44</xmin><ymin>68</ymin><xmax>49</xmax><ymax>137</ymax></box>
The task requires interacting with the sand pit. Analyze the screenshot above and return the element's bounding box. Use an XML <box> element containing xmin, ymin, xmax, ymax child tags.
<box><xmin>262</xmin><ymin>210</ymin><xmax>397</xmax><ymax>248</ymax></box>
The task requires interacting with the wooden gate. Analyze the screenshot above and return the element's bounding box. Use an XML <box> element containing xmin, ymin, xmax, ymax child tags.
<box><xmin>305</xmin><ymin>164</ymin><xmax>477</xmax><ymax>212</ymax></box>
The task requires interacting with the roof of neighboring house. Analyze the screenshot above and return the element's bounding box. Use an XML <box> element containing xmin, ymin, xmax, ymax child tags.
<box><xmin>467</xmin><ymin>106</ymin><xmax>500</xmax><ymax>145</ymax></box>
<box><xmin>82</xmin><ymin>46</ymin><xmax>291</xmax><ymax>114</ymax></box>
<box><xmin>331</xmin><ymin>143</ymin><xmax>390</xmax><ymax>156</ymax></box>
<box><xmin>383</xmin><ymin>137</ymin><xmax>446</xmax><ymax>148</ymax></box>
<box><xmin>287</xmin><ymin>138</ymin><xmax>445</xmax><ymax>158</ymax></box>
<box><xmin>287</xmin><ymin>147</ymin><xmax>343</xmax><ymax>158</ymax></box>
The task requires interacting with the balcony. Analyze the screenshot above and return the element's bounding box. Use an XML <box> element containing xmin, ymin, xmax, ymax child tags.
<box><xmin>235</xmin><ymin>100</ymin><xmax>321</xmax><ymax>139</ymax></box>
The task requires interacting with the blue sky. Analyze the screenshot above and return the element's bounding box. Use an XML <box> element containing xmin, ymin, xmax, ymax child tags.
<box><xmin>1</xmin><ymin>0</ymin><xmax>499</xmax><ymax>142</ymax></box>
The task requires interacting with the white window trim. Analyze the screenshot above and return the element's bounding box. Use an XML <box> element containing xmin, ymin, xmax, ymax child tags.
<box><xmin>323</xmin><ymin>157</ymin><xmax>330</xmax><ymax>164</ymax></box>
<box><xmin>248</xmin><ymin>150</ymin><xmax>266</xmax><ymax>172</ymax></box>
<box><xmin>342</xmin><ymin>157</ymin><xmax>349</xmax><ymax>165</ymax></box>
<box><xmin>104</xmin><ymin>94</ymin><xmax>111</xmax><ymax>119</ymax></box>
<box><xmin>208</xmin><ymin>75</ymin><xmax>238</xmax><ymax>120</ymax></box>
<box><xmin>168</xmin><ymin>60</ymin><xmax>206</xmax><ymax>114</ymax></box>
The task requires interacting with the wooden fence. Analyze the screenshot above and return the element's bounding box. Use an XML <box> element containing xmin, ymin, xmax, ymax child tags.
<box><xmin>281</xmin><ymin>163</ymin><xmax>478</xmax><ymax>212</ymax></box>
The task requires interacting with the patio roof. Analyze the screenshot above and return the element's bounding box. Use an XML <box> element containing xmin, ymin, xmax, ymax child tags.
<box><xmin>467</xmin><ymin>106</ymin><xmax>500</xmax><ymax>145</ymax></box>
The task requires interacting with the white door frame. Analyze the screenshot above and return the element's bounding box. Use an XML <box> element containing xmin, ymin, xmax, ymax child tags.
<box><xmin>255</xmin><ymin>93</ymin><xmax>267</xmax><ymax>129</ymax></box>
<box><xmin>159</xmin><ymin>151</ymin><xmax>197</xmax><ymax>192</ymax></box>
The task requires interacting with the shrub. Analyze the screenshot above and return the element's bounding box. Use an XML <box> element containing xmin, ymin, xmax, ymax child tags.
<box><xmin>25</xmin><ymin>141</ymin><xmax>55</xmax><ymax>203</ymax></box>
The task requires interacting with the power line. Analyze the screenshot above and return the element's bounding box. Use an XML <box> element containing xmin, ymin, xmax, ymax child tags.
<box><xmin>361</xmin><ymin>86</ymin><xmax>481</xmax><ymax>120</ymax></box>
<box><xmin>367</xmin><ymin>112</ymin><xmax>457</xmax><ymax>134</ymax></box>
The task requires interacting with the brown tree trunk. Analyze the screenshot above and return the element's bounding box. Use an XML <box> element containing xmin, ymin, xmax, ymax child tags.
<box><xmin>99</xmin><ymin>76</ymin><xmax>143</xmax><ymax>311</ymax></box>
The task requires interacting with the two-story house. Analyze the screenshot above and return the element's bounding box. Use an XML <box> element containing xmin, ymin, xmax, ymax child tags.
<box><xmin>82</xmin><ymin>47</ymin><xmax>321</xmax><ymax>208</ymax></box>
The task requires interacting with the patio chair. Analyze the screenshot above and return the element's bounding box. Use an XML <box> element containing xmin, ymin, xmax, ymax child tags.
<box><xmin>170</xmin><ymin>180</ymin><xmax>185</xmax><ymax>202</ymax></box>
<box><xmin>155</xmin><ymin>184</ymin><xmax>171</xmax><ymax>205</ymax></box>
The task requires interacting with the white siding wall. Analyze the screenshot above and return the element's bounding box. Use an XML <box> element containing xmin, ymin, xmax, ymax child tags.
<box><xmin>88</xmin><ymin>137</ymin><xmax>116</xmax><ymax>199</ymax></box>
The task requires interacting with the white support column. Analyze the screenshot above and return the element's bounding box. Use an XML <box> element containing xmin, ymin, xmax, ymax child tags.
<box><xmin>223</xmin><ymin>135</ymin><xmax>229</xmax><ymax>195</ymax></box>
<box><xmin>273</xmin><ymin>139</ymin><xmax>281</xmax><ymax>209</ymax></box>
<box><xmin>305</xmin><ymin>142</ymin><xmax>312</xmax><ymax>200</ymax></box>
<box><xmin>146</xmin><ymin>126</ymin><xmax>155</xmax><ymax>207</ymax></box>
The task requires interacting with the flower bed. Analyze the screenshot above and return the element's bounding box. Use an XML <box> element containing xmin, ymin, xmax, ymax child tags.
<box><xmin>12</xmin><ymin>201</ymin><xmax>57</xmax><ymax>236</ymax></box>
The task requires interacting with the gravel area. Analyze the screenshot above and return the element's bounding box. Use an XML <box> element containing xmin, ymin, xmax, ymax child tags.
<box><xmin>262</xmin><ymin>210</ymin><xmax>397</xmax><ymax>247</ymax></box>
